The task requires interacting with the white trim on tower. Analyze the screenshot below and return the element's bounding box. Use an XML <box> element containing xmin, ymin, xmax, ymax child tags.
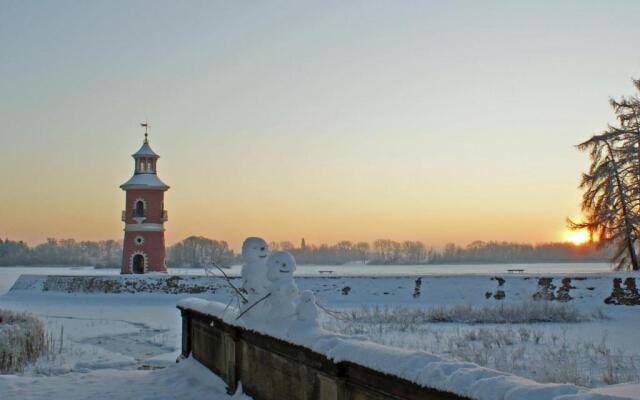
<box><xmin>129</xmin><ymin>250</ymin><xmax>148</xmax><ymax>274</ymax></box>
<box><xmin>124</xmin><ymin>223</ymin><xmax>165</xmax><ymax>232</ymax></box>
<box><xmin>133</xmin><ymin>197</ymin><xmax>147</xmax><ymax>210</ymax></box>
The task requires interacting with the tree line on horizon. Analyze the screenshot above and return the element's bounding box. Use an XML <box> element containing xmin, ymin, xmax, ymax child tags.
<box><xmin>570</xmin><ymin>78</ymin><xmax>640</xmax><ymax>270</ymax></box>
<box><xmin>0</xmin><ymin>236</ymin><xmax>610</xmax><ymax>268</ymax></box>
<box><xmin>269</xmin><ymin>239</ymin><xmax>610</xmax><ymax>265</ymax></box>
<box><xmin>0</xmin><ymin>238</ymin><xmax>121</xmax><ymax>268</ymax></box>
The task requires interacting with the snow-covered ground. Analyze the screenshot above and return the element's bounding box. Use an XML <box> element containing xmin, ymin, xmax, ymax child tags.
<box><xmin>0</xmin><ymin>289</ymin><xmax>221</xmax><ymax>370</ymax></box>
<box><xmin>307</xmin><ymin>274</ymin><xmax>640</xmax><ymax>389</ymax></box>
<box><xmin>0</xmin><ymin>287</ymin><xmax>247</xmax><ymax>399</ymax></box>
<box><xmin>0</xmin><ymin>266</ymin><xmax>638</xmax><ymax>399</ymax></box>
<box><xmin>0</xmin><ymin>357</ymin><xmax>249</xmax><ymax>400</ymax></box>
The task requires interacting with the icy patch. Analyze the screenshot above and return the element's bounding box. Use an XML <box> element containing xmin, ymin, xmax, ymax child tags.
<box><xmin>79</xmin><ymin>326</ymin><xmax>172</xmax><ymax>365</ymax></box>
<box><xmin>591</xmin><ymin>383</ymin><xmax>640</xmax><ymax>398</ymax></box>
<box><xmin>0</xmin><ymin>358</ymin><xmax>251</xmax><ymax>400</ymax></box>
<box><xmin>29</xmin><ymin>341</ymin><xmax>137</xmax><ymax>375</ymax></box>
<box><xmin>144</xmin><ymin>350</ymin><xmax>182</xmax><ymax>367</ymax></box>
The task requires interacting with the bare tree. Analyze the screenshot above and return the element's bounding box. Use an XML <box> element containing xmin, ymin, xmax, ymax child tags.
<box><xmin>355</xmin><ymin>242</ymin><xmax>370</xmax><ymax>264</ymax></box>
<box><xmin>167</xmin><ymin>236</ymin><xmax>234</xmax><ymax>268</ymax></box>
<box><xmin>402</xmin><ymin>241</ymin><xmax>427</xmax><ymax>264</ymax></box>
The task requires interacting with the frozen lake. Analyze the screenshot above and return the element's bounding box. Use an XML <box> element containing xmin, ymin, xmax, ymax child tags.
<box><xmin>0</xmin><ymin>263</ymin><xmax>637</xmax><ymax>396</ymax></box>
<box><xmin>0</xmin><ymin>262</ymin><xmax>613</xmax><ymax>296</ymax></box>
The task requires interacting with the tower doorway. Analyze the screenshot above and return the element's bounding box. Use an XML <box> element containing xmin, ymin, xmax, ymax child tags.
<box><xmin>132</xmin><ymin>254</ymin><xmax>145</xmax><ymax>274</ymax></box>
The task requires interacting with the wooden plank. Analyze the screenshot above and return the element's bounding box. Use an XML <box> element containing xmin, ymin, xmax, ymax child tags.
<box><xmin>343</xmin><ymin>362</ymin><xmax>465</xmax><ymax>400</ymax></box>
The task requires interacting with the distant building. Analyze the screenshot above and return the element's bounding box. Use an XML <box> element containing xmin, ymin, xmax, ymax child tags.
<box><xmin>120</xmin><ymin>127</ymin><xmax>169</xmax><ymax>274</ymax></box>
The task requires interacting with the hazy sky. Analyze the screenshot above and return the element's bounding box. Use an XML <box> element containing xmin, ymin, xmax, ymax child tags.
<box><xmin>2</xmin><ymin>1</ymin><xmax>640</xmax><ymax>250</ymax></box>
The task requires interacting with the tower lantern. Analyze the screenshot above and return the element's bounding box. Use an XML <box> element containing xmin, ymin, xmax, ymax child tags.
<box><xmin>120</xmin><ymin>123</ymin><xmax>170</xmax><ymax>274</ymax></box>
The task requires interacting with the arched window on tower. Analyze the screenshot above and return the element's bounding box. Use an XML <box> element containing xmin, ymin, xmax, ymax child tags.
<box><xmin>134</xmin><ymin>200</ymin><xmax>145</xmax><ymax>217</ymax></box>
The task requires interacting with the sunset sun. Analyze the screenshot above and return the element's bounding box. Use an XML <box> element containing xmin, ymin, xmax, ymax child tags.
<box><xmin>563</xmin><ymin>229</ymin><xmax>590</xmax><ymax>245</ymax></box>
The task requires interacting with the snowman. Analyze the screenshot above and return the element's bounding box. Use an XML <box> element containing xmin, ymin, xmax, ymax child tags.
<box><xmin>287</xmin><ymin>290</ymin><xmax>324</xmax><ymax>340</ymax></box>
<box><xmin>265</xmin><ymin>251</ymin><xmax>299</xmax><ymax>321</ymax></box>
<box><xmin>297</xmin><ymin>290</ymin><xmax>320</xmax><ymax>325</ymax></box>
<box><xmin>239</xmin><ymin>237</ymin><xmax>269</xmax><ymax>321</ymax></box>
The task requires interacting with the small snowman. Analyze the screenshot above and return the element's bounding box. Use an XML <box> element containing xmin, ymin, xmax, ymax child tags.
<box><xmin>265</xmin><ymin>251</ymin><xmax>299</xmax><ymax>321</ymax></box>
<box><xmin>239</xmin><ymin>237</ymin><xmax>269</xmax><ymax>321</ymax></box>
<box><xmin>296</xmin><ymin>290</ymin><xmax>319</xmax><ymax>325</ymax></box>
<box><xmin>288</xmin><ymin>290</ymin><xmax>322</xmax><ymax>340</ymax></box>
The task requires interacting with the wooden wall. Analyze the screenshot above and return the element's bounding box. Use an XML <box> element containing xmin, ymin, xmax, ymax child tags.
<box><xmin>178</xmin><ymin>306</ymin><xmax>468</xmax><ymax>400</ymax></box>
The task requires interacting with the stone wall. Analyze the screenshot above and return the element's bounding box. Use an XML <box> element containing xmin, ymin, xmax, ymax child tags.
<box><xmin>178</xmin><ymin>306</ymin><xmax>467</xmax><ymax>400</ymax></box>
<box><xmin>10</xmin><ymin>274</ymin><xmax>640</xmax><ymax>306</ymax></box>
<box><xmin>11</xmin><ymin>275</ymin><xmax>228</xmax><ymax>294</ymax></box>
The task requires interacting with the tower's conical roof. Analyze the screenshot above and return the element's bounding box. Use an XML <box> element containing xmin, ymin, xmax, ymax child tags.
<box><xmin>121</xmin><ymin>133</ymin><xmax>169</xmax><ymax>191</ymax></box>
<box><xmin>120</xmin><ymin>174</ymin><xmax>169</xmax><ymax>190</ymax></box>
<box><xmin>132</xmin><ymin>137</ymin><xmax>159</xmax><ymax>158</ymax></box>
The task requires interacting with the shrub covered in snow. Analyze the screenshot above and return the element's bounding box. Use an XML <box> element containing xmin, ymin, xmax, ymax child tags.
<box><xmin>323</xmin><ymin>303</ymin><xmax>640</xmax><ymax>387</ymax></box>
<box><xmin>342</xmin><ymin>301</ymin><xmax>595</xmax><ymax>325</ymax></box>
<box><xmin>0</xmin><ymin>309</ymin><xmax>46</xmax><ymax>373</ymax></box>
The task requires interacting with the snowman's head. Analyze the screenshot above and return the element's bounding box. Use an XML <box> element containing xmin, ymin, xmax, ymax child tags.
<box><xmin>242</xmin><ymin>237</ymin><xmax>269</xmax><ymax>264</ymax></box>
<box><xmin>300</xmin><ymin>290</ymin><xmax>315</xmax><ymax>303</ymax></box>
<box><xmin>266</xmin><ymin>251</ymin><xmax>297</xmax><ymax>281</ymax></box>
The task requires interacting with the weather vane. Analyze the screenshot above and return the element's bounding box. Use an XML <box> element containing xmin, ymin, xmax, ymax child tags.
<box><xmin>140</xmin><ymin>120</ymin><xmax>149</xmax><ymax>142</ymax></box>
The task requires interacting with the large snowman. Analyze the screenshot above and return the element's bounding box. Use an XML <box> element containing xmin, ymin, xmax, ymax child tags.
<box><xmin>265</xmin><ymin>251</ymin><xmax>299</xmax><ymax>321</ymax></box>
<box><xmin>239</xmin><ymin>237</ymin><xmax>269</xmax><ymax>320</ymax></box>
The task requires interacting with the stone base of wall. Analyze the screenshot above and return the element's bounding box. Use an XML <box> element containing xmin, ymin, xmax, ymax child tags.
<box><xmin>11</xmin><ymin>275</ymin><xmax>228</xmax><ymax>294</ymax></box>
<box><xmin>10</xmin><ymin>274</ymin><xmax>640</xmax><ymax>306</ymax></box>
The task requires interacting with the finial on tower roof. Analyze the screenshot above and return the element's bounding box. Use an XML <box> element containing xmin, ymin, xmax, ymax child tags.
<box><xmin>140</xmin><ymin>120</ymin><xmax>149</xmax><ymax>143</ymax></box>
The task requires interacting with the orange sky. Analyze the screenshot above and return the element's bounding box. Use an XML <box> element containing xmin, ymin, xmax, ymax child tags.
<box><xmin>1</xmin><ymin>2</ymin><xmax>638</xmax><ymax>250</ymax></box>
<box><xmin>0</xmin><ymin>127</ymin><xmax>589</xmax><ymax>250</ymax></box>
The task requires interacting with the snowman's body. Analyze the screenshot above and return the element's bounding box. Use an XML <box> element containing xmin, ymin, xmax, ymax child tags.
<box><xmin>265</xmin><ymin>251</ymin><xmax>299</xmax><ymax>321</ymax></box>
<box><xmin>296</xmin><ymin>290</ymin><xmax>319</xmax><ymax>323</ymax></box>
<box><xmin>269</xmin><ymin>280</ymin><xmax>298</xmax><ymax>320</ymax></box>
<box><xmin>239</xmin><ymin>237</ymin><xmax>269</xmax><ymax>322</ymax></box>
<box><xmin>242</xmin><ymin>262</ymin><xmax>268</xmax><ymax>296</ymax></box>
<box><xmin>288</xmin><ymin>290</ymin><xmax>321</xmax><ymax>339</ymax></box>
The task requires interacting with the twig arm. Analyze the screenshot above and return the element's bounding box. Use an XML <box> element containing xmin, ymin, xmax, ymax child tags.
<box><xmin>208</xmin><ymin>261</ymin><xmax>248</xmax><ymax>303</ymax></box>
<box><xmin>236</xmin><ymin>293</ymin><xmax>271</xmax><ymax>320</ymax></box>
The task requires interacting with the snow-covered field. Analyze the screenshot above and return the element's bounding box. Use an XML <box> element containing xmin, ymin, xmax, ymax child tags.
<box><xmin>0</xmin><ymin>357</ymin><xmax>249</xmax><ymax>400</ymax></box>
<box><xmin>0</xmin><ymin>267</ymin><xmax>246</xmax><ymax>399</ymax></box>
<box><xmin>0</xmin><ymin>262</ymin><xmax>614</xmax><ymax>295</ymax></box>
<box><xmin>0</xmin><ymin>289</ymin><xmax>251</xmax><ymax>399</ymax></box>
<box><xmin>0</xmin><ymin>265</ymin><xmax>638</xmax><ymax>399</ymax></box>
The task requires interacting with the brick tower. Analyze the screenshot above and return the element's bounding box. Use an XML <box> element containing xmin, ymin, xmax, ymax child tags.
<box><xmin>120</xmin><ymin>124</ymin><xmax>169</xmax><ymax>274</ymax></box>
